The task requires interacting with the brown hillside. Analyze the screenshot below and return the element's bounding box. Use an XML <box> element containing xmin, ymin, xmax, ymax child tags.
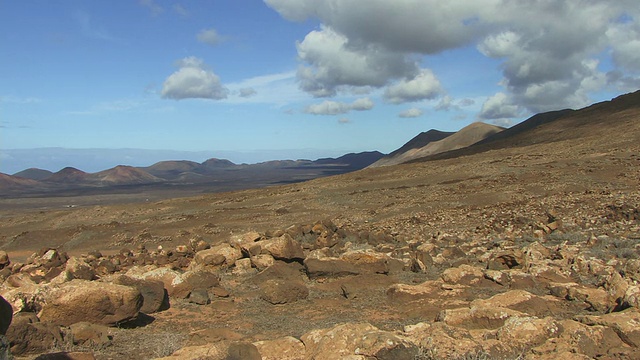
<box><xmin>0</xmin><ymin>173</ymin><xmax>40</xmax><ymax>189</ymax></box>
<box><xmin>373</xmin><ymin>122</ymin><xmax>503</xmax><ymax>167</ymax></box>
<box><xmin>0</xmin><ymin>91</ymin><xmax>639</xmax><ymax>359</ymax></box>
<box><xmin>91</xmin><ymin>165</ymin><xmax>163</xmax><ymax>185</ymax></box>
<box><xmin>43</xmin><ymin>167</ymin><xmax>88</xmax><ymax>183</ymax></box>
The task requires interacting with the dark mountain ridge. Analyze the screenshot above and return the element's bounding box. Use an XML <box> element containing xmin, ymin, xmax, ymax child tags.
<box><xmin>1</xmin><ymin>151</ymin><xmax>385</xmax><ymax>197</ymax></box>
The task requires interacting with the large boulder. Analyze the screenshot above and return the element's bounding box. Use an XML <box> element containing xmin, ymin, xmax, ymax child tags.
<box><xmin>301</xmin><ymin>322</ymin><xmax>418</xmax><ymax>359</ymax></box>
<box><xmin>436</xmin><ymin>306</ymin><xmax>524</xmax><ymax>330</ymax></box>
<box><xmin>496</xmin><ymin>316</ymin><xmax>559</xmax><ymax>349</ymax></box>
<box><xmin>157</xmin><ymin>341</ymin><xmax>261</xmax><ymax>360</ymax></box>
<box><xmin>193</xmin><ymin>244</ymin><xmax>243</xmax><ymax>268</ymax></box>
<box><xmin>252</xmin><ymin>336</ymin><xmax>305</xmax><ymax>360</ymax></box>
<box><xmin>126</xmin><ymin>266</ymin><xmax>186</xmax><ymax>297</ymax></box>
<box><xmin>69</xmin><ymin>322</ymin><xmax>111</xmax><ymax>347</ymax></box>
<box><xmin>112</xmin><ymin>275</ymin><xmax>168</xmax><ymax>314</ymax></box>
<box><xmin>403</xmin><ymin>322</ymin><xmax>483</xmax><ymax>359</ymax></box>
<box><xmin>64</xmin><ymin>257</ymin><xmax>95</xmax><ymax>281</ymax></box>
<box><xmin>39</xmin><ymin>280</ymin><xmax>142</xmax><ymax>327</ymax></box>
<box><xmin>0</xmin><ymin>251</ymin><xmax>10</xmax><ymax>270</ymax></box>
<box><xmin>259</xmin><ymin>279</ymin><xmax>308</xmax><ymax>305</ymax></box>
<box><xmin>576</xmin><ymin>309</ymin><xmax>640</xmax><ymax>348</ymax></box>
<box><xmin>259</xmin><ymin>234</ymin><xmax>305</xmax><ymax>261</ymax></box>
<box><xmin>6</xmin><ymin>312</ymin><xmax>62</xmax><ymax>355</ymax></box>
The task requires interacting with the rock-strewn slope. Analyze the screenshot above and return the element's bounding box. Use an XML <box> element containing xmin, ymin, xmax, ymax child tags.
<box><xmin>0</xmin><ymin>91</ymin><xmax>639</xmax><ymax>358</ymax></box>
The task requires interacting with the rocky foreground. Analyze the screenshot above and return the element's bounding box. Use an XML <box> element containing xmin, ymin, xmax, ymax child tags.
<box><xmin>1</xmin><ymin>204</ymin><xmax>640</xmax><ymax>359</ymax></box>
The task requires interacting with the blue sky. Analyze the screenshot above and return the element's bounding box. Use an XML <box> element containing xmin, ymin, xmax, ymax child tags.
<box><xmin>1</xmin><ymin>1</ymin><xmax>639</xmax><ymax>173</ymax></box>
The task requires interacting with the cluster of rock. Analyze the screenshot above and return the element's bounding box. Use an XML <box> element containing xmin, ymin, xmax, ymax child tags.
<box><xmin>1</xmin><ymin>213</ymin><xmax>640</xmax><ymax>359</ymax></box>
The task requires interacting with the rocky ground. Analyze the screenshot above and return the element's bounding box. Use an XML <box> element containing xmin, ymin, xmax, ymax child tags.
<box><xmin>1</xmin><ymin>101</ymin><xmax>640</xmax><ymax>359</ymax></box>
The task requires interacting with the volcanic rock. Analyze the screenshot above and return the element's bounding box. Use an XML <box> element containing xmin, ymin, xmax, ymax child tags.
<box><xmin>39</xmin><ymin>280</ymin><xmax>142</xmax><ymax>327</ymax></box>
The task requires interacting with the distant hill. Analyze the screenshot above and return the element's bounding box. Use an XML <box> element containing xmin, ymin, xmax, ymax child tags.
<box><xmin>13</xmin><ymin>168</ymin><xmax>54</xmax><ymax>180</ymax></box>
<box><xmin>1</xmin><ymin>151</ymin><xmax>384</xmax><ymax>196</ymax></box>
<box><xmin>44</xmin><ymin>167</ymin><xmax>89</xmax><ymax>183</ymax></box>
<box><xmin>91</xmin><ymin>165</ymin><xmax>163</xmax><ymax>185</ymax></box>
<box><xmin>315</xmin><ymin>151</ymin><xmax>385</xmax><ymax>169</ymax></box>
<box><xmin>143</xmin><ymin>160</ymin><xmax>202</xmax><ymax>180</ymax></box>
<box><xmin>409</xmin><ymin>89</ymin><xmax>640</xmax><ymax>164</ymax></box>
<box><xmin>371</xmin><ymin>122</ymin><xmax>503</xmax><ymax>167</ymax></box>
<box><xmin>0</xmin><ymin>173</ymin><xmax>40</xmax><ymax>189</ymax></box>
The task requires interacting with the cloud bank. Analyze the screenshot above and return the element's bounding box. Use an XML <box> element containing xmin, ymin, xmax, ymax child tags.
<box><xmin>305</xmin><ymin>97</ymin><xmax>374</xmax><ymax>115</ymax></box>
<box><xmin>265</xmin><ymin>0</ymin><xmax>640</xmax><ymax>119</ymax></box>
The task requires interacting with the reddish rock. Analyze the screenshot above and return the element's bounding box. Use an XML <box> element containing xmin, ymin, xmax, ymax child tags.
<box><xmin>193</xmin><ymin>244</ymin><xmax>242</xmax><ymax>268</ymax></box>
<box><xmin>301</xmin><ymin>322</ymin><xmax>417</xmax><ymax>359</ymax></box>
<box><xmin>39</xmin><ymin>280</ymin><xmax>142</xmax><ymax>327</ymax></box>
<box><xmin>64</xmin><ymin>257</ymin><xmax>95</xmax><ymax>281</ymax></box>
<box><xmin>260</xmin><ymin>279</ymin><xmax>308</xmax><ymax>304</ymax></box>
<box><xmin>253</xmin><ymin>336</ymin><xmax>305</xmax><ymax>360</ymax></box>
<box><xmin>260</xmin><ymin>234</ymin><xmax>305</xmax><ymax>261</ymax></box>
<box><xmin>113</xmin><ymin>275</ymin><xmax>169</xmax><ymax>314</ymax></box>
<box><xmin>69</xmin><ymin>322</ymin><xmax>111</xmax><ymax>347</ymax></box>
<box><xmin>6</xmin><ymin>312</ymin><xmax>62</xmax><ymax>355</ymax></box>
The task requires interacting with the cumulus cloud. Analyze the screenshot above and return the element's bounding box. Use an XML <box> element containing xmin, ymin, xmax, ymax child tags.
<box><xmin>267</xmin><ymin>0</ymin><xmax>640</xmax><ymax>115</ymax></box>
<box><xmin>479</xmin><ymin>93</ymin><xmax>521</xmax><ymax>120</ymax></box>
<box><xmin>305</xmin><ymin>97</ymin><xmax>375</xmax><ymax>115</ymax></box>
<box><xmin>238</xmin><ymin>88</ymin><xmax>257</xmax><ymax>98</ymax></box>
<box><xmin>197</xmin><ymin>28</ymin><xmax>224</xmax><ymax>46</ymax></box>
<box><xmin>399</xmin><ymin>108</ymin><xmax>423</xmax><ymax>118</ymax></box>
<box><xmin>161</xmin><ymin>57</ymin><xmax>229</xmax><ymax>100</ymax></box>
<box><xmin>350</xmin><ymin>97</ymin><xmax>374</xmax><ymax>111</ymax></box>
<box><xmin>296</xmin><ymin>26</ymin><xmax>418</xmax><ymax>97</ymax></box>
<box><xmin>384</xmin><ymin>70</ymin><xmax>442</xmax><ymax>104</ymax></box>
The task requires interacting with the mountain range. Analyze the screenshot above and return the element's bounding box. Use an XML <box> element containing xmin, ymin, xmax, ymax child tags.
<box><xmin>0</xmin><ymin>152</ymin><xmax>386</xmax><ymax>197</ymax></box>
<box><xmin>2</xmin><ymin>89</ymin><xmax>640</xmax><ymax>198</ymax></box>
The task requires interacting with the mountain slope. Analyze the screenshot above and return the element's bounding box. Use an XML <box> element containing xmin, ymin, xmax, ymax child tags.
<box><xmin>90</xmin><ymin>165</ymin><xmax>163</xmax><ymax>185</ymax></box>
<box><xmin>371</xmin><ymin>122</ymin><xmax>503</xmax><ymax>167</ymax></box>
<box><xmin>44</xmin><ymin>167</ymin><xmax>89</xmax><ymax>183</ymax></box>
<box><xmin>144</xmin><ymin>160</ymin><xmax>202</xmax><ymax>180</ymax></box>
<box><xmin>410</xmin><ymin>90</ymin><xmax>640</xmax><ymax>164</ymax></box>
<box><xmin>0</xmin><ymin>173</ymin><xmax>41</xmax><ymax>189</ymax></box>
<box><xmin>13</xmin><ymin>168</ymin><xmax>54</xmax><ymax>180</ymax></box>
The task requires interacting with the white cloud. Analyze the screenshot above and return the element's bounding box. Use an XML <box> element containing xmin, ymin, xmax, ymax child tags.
<box><xmin>296</xmin><ymin>26</ymin><xmax>418</xmax><ymax>97</ymax></box>
<box><xmin>607</xmin><ymin>23</ymin><xmax>640</xmax><ymax>72</ymax></box>
<box><xmin>161</xmin><ymin>57</ymin><xmax>229</xmax><ymax>100</ymax></box>
<box><xmin>267</xmin><ymin>0</ymin><xmax>640</xmax><ymax>115</ymax></box>
<box><xmin>350</xmin><ymin>97</ymin><xmax>374</xmax><ymax>111</ymax></box>
<box><xmin>384</xmin><ymin>70</ymin><xmax>442</xmax><ymax>104</ymax></box>
<box><xmin>305</xmin><ymin>101</ymin><xmax>350</xmax><ymax>115</ymax></box>
<box><xmin>239</xmin><ymin>88</ymin><xmax>257</xmax><ymax>98</ymax></box>
<box><xmin>399</xmin><ymin>108</ymin><xmax>423</xmax><ymax>118</ymax></box>
<box><xmin>197</xmin><ymin>28</ymin><xmax>223</xmax><ymax>46</ymax></box>
<box><xmin>479</xmin><ymin>93</ymin><xmax>521</xmax><ymax>120</ymax></box>
<box><xmin>305</xmin><ymin>97</ymin><xmax>375</xmax><ymax>115</ymax></box>
<box><xmin>491</xmin><ymin>118</ymin><xmax>513</xmax><ymax>128</ymax></box>
<box><xmin>224</xmin><ymin>71</ymin><xmax>308</xmax><ymax>106</ymax></box>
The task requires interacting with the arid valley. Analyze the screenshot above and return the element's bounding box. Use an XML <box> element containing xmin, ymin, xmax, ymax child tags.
<box><xmin>1</xmin><ymin>91</ymin><xmax>640</xmax><ymax>359</ymax></box>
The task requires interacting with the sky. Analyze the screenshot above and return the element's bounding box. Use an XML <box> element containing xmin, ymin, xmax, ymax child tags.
<box><xmin>1</xmin><ymin>1</ymin><xmax>639</xmax><ymax>174</ymax></box>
